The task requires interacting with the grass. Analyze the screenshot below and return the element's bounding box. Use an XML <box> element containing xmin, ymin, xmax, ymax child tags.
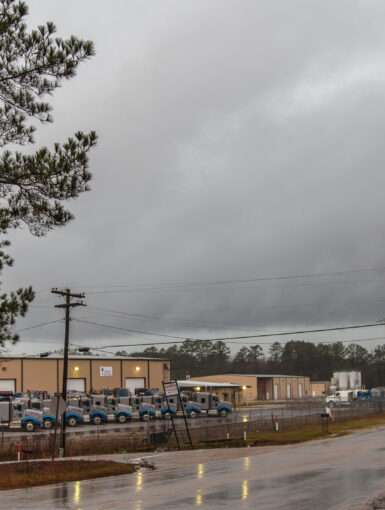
<box><xmin>1</xmin><ymin>411</ymin><xmax>385</xmax><ymax>464</ymax></box>
<box><xmin>0</xmin><ymin>460</ymin><xmax>137</xmax><ymax>491</ymax></box>
<box><xmin>186</xmin><ymin>412</ymin><xmax>385</xmax><ymax>450</ymax></box>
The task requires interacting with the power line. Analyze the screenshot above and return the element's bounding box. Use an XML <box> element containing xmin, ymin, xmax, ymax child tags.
<box><xmin>79</xmin><ymin>265</ymin><xmax>385</xmax><ymax>294</ymax></box>
<box><xmin>80</xmin><ymin>306</ymin><xmax>267</xmax><ymax>333</ymax></box>
<box><xmin>70</xmin><ymin>334</ymin><xmax>385</xmax><ymax>351</ymax></box>
<box><xmin>199</xmin><ymin>322</ymin><xmax>385</xmax><ymax>342</ymax></box>
<box><xmin>15</xmin><ymin>319</ymin><xmax>63</xmax><ymax>333</ymax></box>
<box><xmin>72</xmin><ymin>318</ymin><xmax>188</xmax><ymax>340</ymax></box>
<box><xmin>84</xmin><ymin>277</ymin><xmax>385</xmax><ymax>295</ymax></box>
<box><xmin>70</xmin><ymin>319</ymin><xmax>385</xmax><ymax>348</ymax></box>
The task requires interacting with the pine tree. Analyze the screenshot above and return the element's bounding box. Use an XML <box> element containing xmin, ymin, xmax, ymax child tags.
<box><xmin>0</xmin><ymin>0</ymin><xmax>97</xmax><ymax>344</ymax></box>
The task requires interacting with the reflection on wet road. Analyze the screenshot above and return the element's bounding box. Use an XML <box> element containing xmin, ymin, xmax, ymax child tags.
<box><xmin>3</xmin><ymin>426</ymin><xmax>385</xmax><ymax>509</ymax></box>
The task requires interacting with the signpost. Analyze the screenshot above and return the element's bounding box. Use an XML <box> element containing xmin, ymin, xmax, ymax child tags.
<box><xmin>49</xmin><ymin>396</ymin><xmax>66</xmax><ymax>417</ymax></box>
<box><xmin>164</xmin><ymin>381</ymin><xmax>178</xmax><ymax>397</ymax></box>
<box><xmin>162</xmin><ymin>380</ymin><xmax>180</xmax><ymax>449</ymax></box>
<box><xmin>162</xmin><ymin>380</ymin><xmax>193</xmax><ymax>450</ymax></box>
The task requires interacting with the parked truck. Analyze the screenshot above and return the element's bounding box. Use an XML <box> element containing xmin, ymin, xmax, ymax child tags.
<box><xmin>325</xmin><ymin>390</ymin><xmax>355</xmax><ymax>407</ymax></box>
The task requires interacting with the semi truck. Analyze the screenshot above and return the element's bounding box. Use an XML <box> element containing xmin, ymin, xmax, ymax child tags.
<box><xmin>0</xmin><ymin>388</ymin><xmax>233</xmax><ymax>431</ymax></box>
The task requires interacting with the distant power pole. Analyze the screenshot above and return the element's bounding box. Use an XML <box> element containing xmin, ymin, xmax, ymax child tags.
<box><xmin>51</xmin><ymin>288</ymin><xmax>86</xmax><ymax>456</ymax></box>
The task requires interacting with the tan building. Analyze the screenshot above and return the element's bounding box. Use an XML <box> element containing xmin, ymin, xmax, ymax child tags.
<box><xmin>310</xmin><ymin>380</ymin><xmax>331</xmax><ymax>397</ymax></box>
<box><xmin>189</xmin><ymin>374</ymin><xmax>311</xmax><ymax>403</ymax></box>
<box><xmin>0</xmin><ymin>355</ymin><xmax>170</xmax><ymax>394</ymax></box>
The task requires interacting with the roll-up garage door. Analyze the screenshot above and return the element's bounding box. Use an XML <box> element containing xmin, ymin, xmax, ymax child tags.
<box><xmin>125</xmin><ymin>377</ymin><xmax>145</xmax><ymax>394</ymax></box>
<box><xmin>67</xmin><ymin>378</ymin><xmax>85</xmax><ymax>392</ymax></box>
<box><xmin>0</xmin><ymin>379</ymin><xmax>15</xmax><ymax>392</ymax></box>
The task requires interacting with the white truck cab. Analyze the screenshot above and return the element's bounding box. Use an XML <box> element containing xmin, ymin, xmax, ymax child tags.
<box><xmin>325</xmin><ymin>390</ymin><xmax>354</xmax><ymax>407</ymax></box>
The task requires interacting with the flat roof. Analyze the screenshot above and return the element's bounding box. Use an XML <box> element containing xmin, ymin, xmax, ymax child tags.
<box><xmin>178</xmin><ymin>380</ymin><xmax>242</xmax><ymax>388</ymax></box>
<box><xmin>198</xmin><ymin>374</ymin><xmax>308</xmax><ymax>379</ymax></box>
<box><xmin>1</xmin><ymin>355</ymin><xmax>170</xmax><ymax>361</ymax></box>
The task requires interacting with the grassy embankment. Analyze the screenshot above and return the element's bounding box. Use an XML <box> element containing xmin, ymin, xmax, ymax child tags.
<box><xmin>187</xmin><ymin>412</ymin><xmax>385</xmax><ymax>449</ymax></box>
<box><xmin>0</xmin><ymin>460</ymin><xmax>136</xmax><ymax>491</ymax></box>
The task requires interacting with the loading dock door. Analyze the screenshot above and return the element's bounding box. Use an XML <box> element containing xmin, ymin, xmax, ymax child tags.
<box><xmin>0</xmin><ymin>379</ymin><xmax>15</xmax><ymax>392</ymax></box>
<box><xmin>299</xmin><ymin>383</ymin><xmax>303</xmax><ymax>398</ymax></box>
<box><xmin>125</xmin><ymin>377</ymin><xmax>145</xmax><ymax>394</ymax></box>
<box><xmin>67</xmin><ymin>378</ymin><xmax>85</xmax><ymax>392</ymax></box>
<box><xmin>287</xmin><ymin>384</ymin><xmax>291</xmax><ymax>398</ymax></box>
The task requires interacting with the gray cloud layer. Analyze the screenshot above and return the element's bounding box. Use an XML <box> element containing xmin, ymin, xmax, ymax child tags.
<box><xmin>5</xmin><ymin>0</ymin><xmax>385</xmax><ymax>354</ymax></box>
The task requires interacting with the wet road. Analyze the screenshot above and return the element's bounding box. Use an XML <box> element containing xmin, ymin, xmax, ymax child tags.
<box><xmin>3</xmin><ymin>426</ymin><xmax>385</xmax><ymax>509</ymax></box>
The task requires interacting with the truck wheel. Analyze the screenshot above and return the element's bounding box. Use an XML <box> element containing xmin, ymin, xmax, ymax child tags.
<box><xmin>188</xmin><ymin>410</ymin><xmax>197</xmax><ymax>419</ymax></box>
<box><xmin>141</xmin><ymin>412</ymin><xmax>150</xmax><ymax>422</ymax></box>
<box><xmin>67</xmin><ymin>417</ymin><xmax>78</xmax><ymax>427</ymax></box>
<box><xmin>23</xmin><ymin>421</ymin><xmax>35</xmax><ymax>432</ymax></box>
<box><xmin>43</xmin><ymin>418</ymin><xmax>53</xmax><ymax>430</ymax></box>
<box><xmin>328</xmin><ymin>401</ymin><xmax>336</xmax><ymax>408</ymax></box>
<box><xmin>117</xmin><ymin>414</ymin><xmax>126</xmax><ymax>424</ymax></box>
<box><xmin>92</xmin><ymin>415</ymin><xmax>102</xmax><ymax>425</ymax></box>
<box><xmin>163</xmin><ymin>411</ymin><xmax>171</xmax><ymax>420</ymax></box>
<box><xmin>219</xmin><ymin>409</ymin><xmax>228</xmax><ymax>417</ymax></box>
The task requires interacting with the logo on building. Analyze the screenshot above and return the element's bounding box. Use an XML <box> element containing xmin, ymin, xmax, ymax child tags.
<box><xmin>100</xmin><ymin>366</ymin><xmax>113</xmax><ymax>377</ymax></box>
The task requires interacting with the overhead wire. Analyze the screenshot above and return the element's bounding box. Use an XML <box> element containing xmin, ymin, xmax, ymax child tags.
<box><xmin>83</xmin><ymin>277</ymin><xmax>385</xmax><ymax>295</ymax></box>
<box><xmin>72</xmin><ymin>318</ymin><xmax>187</xmax><ymax>339</ymax></box>
<box><xmin>77</xmin><ymin>306</ymin><xmax>268</xmax><ymax>333</ymax></box>
<box><xmin>70</xmin><ymin>318</ymin><xmax>385</xmax><ymax>348</ymax></box>
<box><xmin>15</xmin><ymin>319</ymin><xmax>63</xmax><ymax>333</ymax></box>
<box><xmin>78</xmin><ymin>265</ymin><xmax>385</xmax><ymax>294</ymax></box>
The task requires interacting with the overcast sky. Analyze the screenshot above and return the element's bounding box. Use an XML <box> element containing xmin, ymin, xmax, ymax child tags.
<box><xmin>5</xmin><ymin>0</ymin><xmax>385</xmax><ymax>356</ymax></box>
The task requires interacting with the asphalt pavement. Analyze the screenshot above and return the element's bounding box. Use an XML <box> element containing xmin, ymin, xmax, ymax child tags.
<box><xmin>2</xmin><ymin>425</ymin><xmax>385</xmax><ymax>509</ymax></box>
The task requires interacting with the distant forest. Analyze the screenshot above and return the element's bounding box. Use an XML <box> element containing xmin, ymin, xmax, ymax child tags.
<box><xmin>115</xmin><ymin>340</ymin><xmax>385</xmax><ymax>388</ymax></box>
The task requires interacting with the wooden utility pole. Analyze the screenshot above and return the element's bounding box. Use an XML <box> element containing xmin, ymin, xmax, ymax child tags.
<box><xmin>51</xmin><ymin>288</ymin><xmax>86</xmax><ymax>457</ymax></box>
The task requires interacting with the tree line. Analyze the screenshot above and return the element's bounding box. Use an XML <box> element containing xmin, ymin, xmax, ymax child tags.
<box><xmin>116</xmin><ymin>340</ymin><xmax>385</xmax><ymax>388</ymax></box>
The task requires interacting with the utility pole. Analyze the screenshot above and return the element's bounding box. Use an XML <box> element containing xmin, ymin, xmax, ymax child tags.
<box><xmin>51</xmin><ymin>288</ymin><xmax>86</xmax><ymax>457</ymax></box>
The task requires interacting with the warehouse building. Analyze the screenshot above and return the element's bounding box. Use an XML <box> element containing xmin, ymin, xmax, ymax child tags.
<box><xmin>177</xmin><ymin>379</ymin><xmax>242</xmax><ymax>406</ymax></box>
<box><xmin>0</xmin><ymin>355</ymin><xmax>170</xmax><ymax>394</ymax></box>
<box><xmin>189</xmin><ymin>374</ymin><xmax>311</xmax><ymax>403</ymax></box>
<box><xmin>310</xmin><ymin>380</ymin><xmax>331</xmax><ymax>397</ymax></box>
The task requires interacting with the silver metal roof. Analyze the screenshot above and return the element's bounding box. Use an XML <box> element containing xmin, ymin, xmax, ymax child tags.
<box><xmin>178</xmin><ymin>379</ymin><xmax>242</xmax><ymax>388</ymax></box>
<box><xmin>1</xmin><ymin>354</ymin><xmax>169</xmax><ymax>361</ymax></box>
<box><xmin>197</xmin><ymin>373</ymin><xmax>307</xmax><ymax>379</ymax></box>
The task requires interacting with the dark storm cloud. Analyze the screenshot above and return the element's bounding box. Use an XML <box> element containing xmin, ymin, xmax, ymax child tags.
<box><xmin>5</xmin><ymin>0</ymin><xmax>385</xmax><ymax>354</ymax></box>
